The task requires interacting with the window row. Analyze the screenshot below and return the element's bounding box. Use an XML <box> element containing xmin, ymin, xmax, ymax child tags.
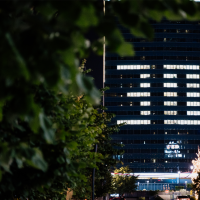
<box><xmin>127</xmin><ymin>92</ymin><xmax>151</xmax><ymax>97</ymax></box>
<box><xmin>164</xmin><ymin>83</ymin><xmax>177</xmax><ymax>87</ymax></box>
<box><xmin>114</xmin><ymin>139</ymin><xmax>197</xmax><ymax>145</ymax></box>
<box><xmin>117</xmin><ymin>120</ymin><xmax>151</xmax><ymax>125</ymax></box>
<box><xmin>164</xmin><ymin>74</ymin><xmax>200</xmax><ymax>79</ymax></box>
<box><xmin>186</xmin><ymin>74</ymin><xmax>200</xmax><ymax>79</ymax></box>
<box><xmin>105</xmin><ymin>101</ymin><xmax>200</xmax><ymax>107</ymax></box>
<box><xmin>187</xmin><ymin>111</ymin><xmax>200</xmax><ymax>115</ymax></box>
<box><xmin>140</xmin><ymin>111</ymin><xmax>199</xmax><ymax>115</ymax></box>
<box><xmin>140</xmin><ymin>74</ymin><xmax>151</xmax><ymax>78</ymax></box>
<box><xmin>164</xmin><ymin>92</ymin><xmax>177</xmax><ymax>97</ymax></box>
<box><xmin>164</xmin><ymin>101</ymin><xmax>177</xmax><ymax>106</ymax></box>
<box><xmin>123</xmin><ymin>149</ymin><xmax>197</xmax><ymax>153</ymax></box>
<box><xmin>187</xmin><ymin>102</ymin><xmax>200</xmax><ymax>106</ymax></box>
<box><xmin>105</xmin><ymin>83</ymin><xmax>200</xmax><ymax>88</ymax></box>
<box><xmin>126</xmin><ymin>92</ymin><xmax>200</xmax><ymax>97</ymax></box>
<box><xmin>187</xmin><ymin>83</ymin><xmax>200</xmax><ymax>88</ymax></box>
<box><xmin>117</xmin><ymin>120</ymin><xmax>200</xmax><ymax>125</ymax></box>
<box><xmin>105</xmin><ymin>55</ymin><xmax>200</xmax><ymax>61</ymax></box>
<box><xmin>106</xmin><ymin>65</ymin><xmax>200</xmax><ymax>70</ymax></box>
<box><xmin>164</xmin><ymin>111</ymin><xmax>177</xmax><ymax>115</ymax></box>
<box><xmin>154</xmin><ymin>28</ymin><xmax>200</xmax><ymax>33</ymax></box>
<box><xmin>125</xmin><ymin>159</ymin><xmax>192</xmax><ymax>164</ymax></box>
<box><xmin>122</xmin><ymin>37</ymin><xmax>200</xmax><ymax>42</ymax></box>
<box><xmin>106</xmin><ymin>74</ymin><xmax>200</xmax><ymax>79</ymax></box>
<box><xmin>117</xmin><ymin>129</ymin><xmax>200</xmax><ymax>135</ymax></box>
<box><xmin>187</xmin><ymin>92</ymin><xmax>200</xmax><ymax>97</ymax></box>
<box><xmin>164</xmin><ymin>120</ymin><xmax>200</xmax><ymax>125</ymax></box>
<box><xmin>133</xmin><ymin>47</ymin><xmax>200</xmax><ymax>51</ymax></box>
<box><xmin>164</xmin><ymin>74</ymin><xmax>177</xmax><ymax>78</ymax></box>
<box><xmin>117</xmin><ymin>65</ymin><xmax>150</xmax><ymax>70</ymax></box>
<box><xmin>110</xmin><ymin>110</ymin><xmax>184</xmax><ymax>115</ymax></box>
<box><xmin>140</xmin><ymin>83</ymin><xmax>151</xmax><ymax>87</ymax></box>
<box><xmin>109</xmin><ymin>110</ymin><xmax>193</xmax><ymax>115</ymax></box>
<box><xmin>164</xmin><ymin>65</ymin><xmax>199</xmax><ymax>70</ymax></box>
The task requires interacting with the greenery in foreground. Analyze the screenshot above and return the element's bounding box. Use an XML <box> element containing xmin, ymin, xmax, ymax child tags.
<box><xmin>192</xmin><ymin>172</ymin><xmax>200</xmax><ymax>200</ymax></box>
<box><xmin>112</xmin><ymin>166</ymin><xmax>137</xmax><ymax>196</ymax></box>
<box><xmin>1</xmin><ymin>0</ymin><xmax>200</xmax><ymax>199</ymax></box>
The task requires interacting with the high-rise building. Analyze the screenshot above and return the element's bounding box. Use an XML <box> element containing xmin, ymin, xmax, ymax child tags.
<box><xmin>104</xmin><ymin>19</ymin><xmax>200</xmax><ymax>184</ymax></box>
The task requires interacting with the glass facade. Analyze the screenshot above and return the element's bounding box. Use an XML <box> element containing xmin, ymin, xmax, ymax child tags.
<box><xmin>105</xmin><ymin>20</ymin><xmax>200</xmax><ymax>173</ymax></box>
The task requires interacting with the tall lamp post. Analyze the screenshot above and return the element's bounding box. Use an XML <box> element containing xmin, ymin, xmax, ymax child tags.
<box><xmin>92</xmin><ymin>144</ymin><xmax>98</xmax><ymax>200</ymax></box>
<box><xmin>138</xmin><ymin>182</ymin><xmax>140</xmax><ymax>190</ymax></box>
<box><xmin>178</xmin><ymin>171</ymin><xmax>180</xmax><ymax>195</ymax></box>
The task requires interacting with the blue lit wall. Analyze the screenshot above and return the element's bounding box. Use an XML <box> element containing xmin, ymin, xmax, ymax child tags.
<box><xmin>105</xmin><ymin>20</ymin><xmax>200</xmax><ymax>173</ymax></box>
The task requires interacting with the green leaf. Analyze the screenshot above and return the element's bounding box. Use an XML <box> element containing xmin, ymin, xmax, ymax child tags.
<box><xmin>76</xmin><ymin>5</ymin><xmax>98</xmax><ymax>28</ymax></box>
<box><xmin>26</xmin><ymin>148</ymin><xmax>48</xmax><ymax>172</ymax></box>
<box><xmin>39</xmin><ymin>113</ymin><xmax>55</xmax><ymax>144</ymax></box>
<box><xmin>5</xmin><ymin>33</ymin><xmax>30</xmax><ymax>80</ymax></box>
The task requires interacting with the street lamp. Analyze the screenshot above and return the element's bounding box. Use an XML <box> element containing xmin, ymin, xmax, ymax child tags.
<box><xmin>178</xmin><ymin>171</ymin><xmax>180</xmax><ymax>195</ymax></box>
<box><xmin>147</xmin><ymin>181</ymin><xmax>149</xmax><ymax>191</ymax></box>
<box><xmin>190</xmin><ymin>165</ymin><xmax>194</xmax><ymax>172</ymax></box>
<box><xmin>185</xmin><ymin>181</ymin><xmax>187</xmax><ymax>191</ymax></box>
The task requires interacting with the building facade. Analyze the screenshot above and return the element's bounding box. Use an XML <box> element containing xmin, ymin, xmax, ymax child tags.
<box><xmin>105</xmin><ymin>20</ymin><xmax>200</xmax><ymax>175</ymax></box>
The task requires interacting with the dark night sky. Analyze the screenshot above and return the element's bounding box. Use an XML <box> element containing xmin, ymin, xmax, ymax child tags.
<box><xmin>86</xmin><ymin>28</ymin><xmax>103</xmax><ymax>90</ymax></box>
<box><xmin>86</xmin><ymin>51</ymin><xmax>103</xmax><ymax>90</ymax></box>
<box><xmin>84</xmin><ymin>1</ymin><xmax>103</xmax><ymax>90</ymax></box>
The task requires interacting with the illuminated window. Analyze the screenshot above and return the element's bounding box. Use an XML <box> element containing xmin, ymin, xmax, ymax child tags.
<box><xmin>164</xmin><ymin>92</ymin><xmax>177</xmax><ymax>97</ymax></box>
<box><xmin>117</xmin><ymin>120</ymin><xmax>151</xmax><ymax>125</ymax></box>
<box><xmin>140</xmin><ymin>101</ymin><xmax>151</xmax><ymax>106</ymax></box>
<box><xmin>164</xmin><ymin>74</ymin><xmax>177</xmax><ymax>78</ymax></box>
<box><xmin>187</xmin><ymin>92</ymin><xmax>200</xmax><ymax>97</ymax></box>
<box><xmin>164</xmin><ymin>101</ymin><xmax>177</xmax><ymax>106</ymax></box>
<box><xmin>164</xmin><ymin>120</ymin><xmax>177</xmax><ymax>124</ymax></box>
<box><xmin>140</xmin><ymin>74</ymin><xmax>150</xmax><ymax>78</ymax></box>
<box><xmin>187</xmin><ymin>111</ymin><xmax>200</xmax><ymax>115</ymax></box>
<box><xmin>186</xmin><ymin>74</ymin><xmax>200</xmax><ymax>79</ymax></box>
<box><xmin>141</xmin><ymin>111</ymin><xmax>151</xmax><ymax>115</ymax></box>
<box><xmin>187</xmin><ymin>102</ymin><xmax>200</xmax><ymax>106</ymax></box>
<box><xmin>164</xmin><ymin>65</ymin><xmax>199</xmax><ymax>70</ymax></box>
<box><xmin>164</xmin><ymin>111</ymin><xmax>177</xmax><ymax>115</ymax></box>
<box><xmin>117</xmin><ymin>65</ymin><xmax>150</xmax><ymax>70</ymax></box>
<box><xmin>140</xmin><ymin>83</ymin><xmax>150</xmax><ymax>87</ymax></box>
<box><xmin>164</xmin><ymin>83</ymin><xmax>177</xmax><ymax>88</ymax></box>
<box><xmin>164</xmin><ymin>120</ymin><xmax>200</xmax><ymax>125</ymax></box>
<box><xmin>127</xmin><ymin>92</ymin><xmax>150</xmax><ymax>97</ymax></box>
<box><xmin>187</xmin><ymin>83</ymin><xmax>200</xmax><ymax>88</ymax></box>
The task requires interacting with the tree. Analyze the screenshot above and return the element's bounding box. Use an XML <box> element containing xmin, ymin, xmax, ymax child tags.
<box><xmin>193</xmin><ymin>172</ymin><xmax>200</xmax><ymax>200</ymax></box>
<box><xmin>112</xmin><ymin>166</ymin><xmax>137</xmax><ymax>196</ymax></box>
<box><xmin>94</xmin><ymin>107</ymin><xmax>124</xmax><ymax>198</ymax></box>
<box><xmin>175</xmin><ymin>186</ymin><xmax>184</xmax><ymax>191</ymax></box>
<box><xmin>191</xmin><ymin>147</ymin><xmax>200</xmax><ymax>200</ymax></box>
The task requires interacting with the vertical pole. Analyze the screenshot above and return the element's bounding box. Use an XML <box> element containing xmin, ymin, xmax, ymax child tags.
<box><xmin>92</xmin><ymin>144</ymin><xmax>98</xmax><ymax>200</ymax></box>
<box><xmin>103</xmin><ymin>0</ymin><xmax>105</xmax><ymax>107</ymax></box>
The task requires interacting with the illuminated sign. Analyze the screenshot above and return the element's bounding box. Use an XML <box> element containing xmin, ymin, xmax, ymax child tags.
<box><xmin>110</xmin><ymin>194</ymin><xmax>119</xmax><ymax>197</ymax></box>
<box><xmin>164</xmin><ymin>141</ymin><xmax>182</xmax><ymax>158</ymax></box>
